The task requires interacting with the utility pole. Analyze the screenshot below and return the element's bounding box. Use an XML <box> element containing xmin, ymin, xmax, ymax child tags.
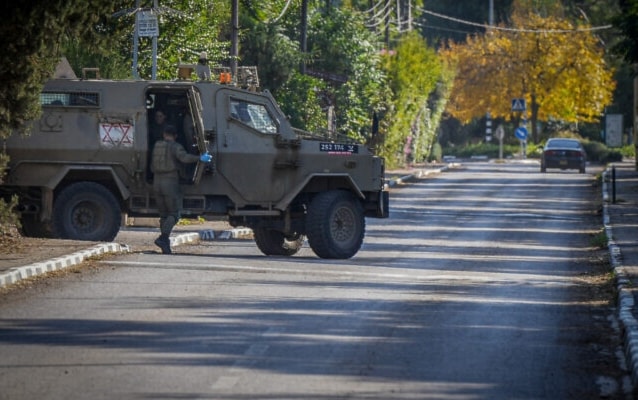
<box><xmin>230</xmin><ymin>0</ymin><xmax>238</xmax><ymax>78</ymax></box>
<box><xmin>384</xmin><ymin>0</ymin><xmax>390</xmax><ymax>48</ymax></box>
<box><xmin>300</xmin><ymin>0</ymin><xmax>308</xmax><ymax>74</ymax></box>
<box><xmin>634</xmin><ymin>64</ymin><xmax>638</xmax><ymax>171</ymax></box>
<box><xmin>489</xmin><ymin>0</ymin><xmax>494</xmax><ymax>26</ymax></box>
<box><xmin>114</xmin><ymin>0</ymin><xmax>181</xmax><ymax>80</ymax></box>
<box><xmin>408</xmin><ymin>0</ymin><xmax>412</xmax><ymax>31</ymax></box>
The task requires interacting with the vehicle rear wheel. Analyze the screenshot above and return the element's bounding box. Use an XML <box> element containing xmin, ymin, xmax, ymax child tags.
<box><xmin>306</xmin><ymin>190</ymin><xmax>365</xmax><ymax>259</ymax></box>
<box><xmin>52</xmin><ymin>182</ymin><xmax>121</xmax><ymax>241</ymax></box>
<box><xmin>254</xmin><ymin>227</ymin><xmax>304</xmax><ymax>256</ymax></box>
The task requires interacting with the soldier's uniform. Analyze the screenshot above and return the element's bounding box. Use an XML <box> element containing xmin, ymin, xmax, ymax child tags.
<box><xmin>151</xmin><ymin>134</ymin><xmax>200</xmax><ymax>254</ymax></box>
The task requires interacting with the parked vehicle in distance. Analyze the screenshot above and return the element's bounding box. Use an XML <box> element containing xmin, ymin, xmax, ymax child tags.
<box><xmin>540</xmin><ymin>138</ymin><xmax>587</xmax><ymax>173</ymax></box>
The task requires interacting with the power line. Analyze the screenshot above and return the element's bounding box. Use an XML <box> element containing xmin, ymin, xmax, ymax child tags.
<box><xmin>417</xmin><ymin>7</ymin><xmax>612</xmax><ymax>34</ymax></box>
<box><xmin>363</xmin><ymin>0</ymin><xmax>386</xmax><ymax>14</ymax></box>
<box><xmin>413</xmin><ymin>20</ymin><xmax>474</xmax><ymax>36</ymax></box>
<box><xmin>269</xmin><ymin>0</ymin><xmax>293</xmax><ymax>23</ymax></box>
<box><xmin>366</xmin><ymin>3</ymin><xmax>393</xmax><ymax>29</ymax></box>
<box><xmin>366</xmin><ymin>0</ymin><xmax>392</xmax><ymax>22</ymax></box>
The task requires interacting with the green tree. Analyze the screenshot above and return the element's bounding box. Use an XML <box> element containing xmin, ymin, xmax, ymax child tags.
<box><xmin>119</xmin><ymin>0</ymin><xmax>230</xmax><ymax>80</ymax></box>
<box><xmin>612</xmin><ymin>0</ymin><xmax>638</xmax><ymax>64</ymax></box>
<box><xmin>380</xmin><ymin>32</ymin><xmax>449</xmax><ymax>167</ymax></box>
<box><xmin>0</xmin><ymin>2</ymin><xmax>127</xmax><ymax>138</ymax></box>
<box><xmin>307</xmin><ymin>7</ymin><xmax>388</xmax><ymax>143</ymax></box>
<box><xmin>239</xmin><ymin>18</ymin><xmax>302</xmax><ymax>91</ymax></box>
<box><xmin>276</xmin><ymin>71</ymin><xmax>327</xmax><ymax>132</ymax></box>
<box><xmin>0</xmin><ymin>1</ymin><xmax>131</xmax><ymax>230</ymax></box>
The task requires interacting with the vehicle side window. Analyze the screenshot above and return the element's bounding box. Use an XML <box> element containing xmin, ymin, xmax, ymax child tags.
<box><xmin>41</xmin><ymin>92</ymin><xmax>100</xmax><ymax>107</ymax></box>
<box><xmin>230</xmin><ymin>98</ymin><xmax>277</xmax><ymax>134</ymax></box>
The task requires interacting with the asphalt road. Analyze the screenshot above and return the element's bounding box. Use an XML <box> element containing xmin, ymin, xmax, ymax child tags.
<box><xmin>0</xmin><ymin>162</ymin><xmax>631</xmax><ymax>399</ymax></box>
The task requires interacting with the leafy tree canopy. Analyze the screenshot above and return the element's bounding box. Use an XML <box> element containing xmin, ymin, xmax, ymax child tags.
<box><xmin>121</xmin><ymin>0</ymin><xmax>230</xmax><ymax>80</ymax></box>
<box><xmin>307</xmin><ymin>7</ymin><xmax>388</xmax><ymax>142</ymax></box>
<box><xmin>442</xmin><ymin>0</ymin><xmax>615</xmax><ymax>143</ymax></box>
<box><xmin>380</xmin><ymin>31</ymin><xmax>448</xmax><ymax>166</ymax></box>
<box><xmin>0</xmin><ymin>1</ymin><xmax>126</xmax><ymax>138</ymax></box>
<box><xmin>612</xmin><ymin>0</ymin><xmax>638</xmax><ymax>64</ymax></box>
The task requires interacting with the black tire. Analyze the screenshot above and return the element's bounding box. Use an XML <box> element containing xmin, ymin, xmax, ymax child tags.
<box><xmin>306</xmin><ymin>190</ymin><xmax>365</xmax><ymax>259</ymax></box>
<box><xmin>52</xmin><ymin>182</ymin><xmax>121</xmax><ymax>241</ymax></box>
<box><xmin>254</xmin><ymin>227</ymin><xmax>304</xmax><ymax>256</ymax></box>
<box><xmin>20</xmin><ymin>214</ymin><xmax>53</xmax><ymax>238</ymax></box>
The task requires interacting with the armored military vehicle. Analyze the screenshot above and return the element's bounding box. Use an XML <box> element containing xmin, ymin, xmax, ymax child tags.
<box><xmin>1</xmin><ymin>71</ymin><xmax>388</xmax><ymax>259</ymax></box>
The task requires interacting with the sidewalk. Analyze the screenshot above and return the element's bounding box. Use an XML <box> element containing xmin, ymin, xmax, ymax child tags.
<box><xmin>603</xmin><ymin>161</ymin><xmax>638</xmax><ymax>386</ymax></box>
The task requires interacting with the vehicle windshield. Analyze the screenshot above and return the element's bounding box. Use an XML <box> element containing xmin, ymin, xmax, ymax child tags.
<box><xmin>230</xmin><ymin>98</ymin><xmax>278</xmax><ymax>134</ymax></box>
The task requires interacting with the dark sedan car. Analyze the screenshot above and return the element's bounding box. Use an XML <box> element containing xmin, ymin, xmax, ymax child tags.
<box><xmin>540</xmin><ymin>138</ymin><xmax>587</xmax><ymax>173</ymax></box>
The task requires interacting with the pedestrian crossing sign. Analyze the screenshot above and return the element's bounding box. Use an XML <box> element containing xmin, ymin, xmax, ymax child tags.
<box><xmin>511</xmin><ymin>98</ymin><xmax>526</xmax><ymax>112</ymax></box>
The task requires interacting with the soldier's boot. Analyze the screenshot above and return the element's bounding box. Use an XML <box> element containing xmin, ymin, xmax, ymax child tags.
<box><xmin>154</xmin><ymin>233</ymin><xmax>172</xmax><ymax>254</ymax></box>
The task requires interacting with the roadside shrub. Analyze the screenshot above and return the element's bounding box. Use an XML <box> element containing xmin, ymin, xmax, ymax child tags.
<box><xmin>442</xmin><ymin>138</ymin><xmax>628</xmax><ymax>163</ymax></box>
<box><xmin>619</xmin><ymin>144</ymin><xmax>636</xmax><ymax>159</ymax></box>
<box><xmin>525</xmin><ymin>142</ymin><xmax>542</xmax><ymax>159</ymax></box>
<box><xmin>428</xmin><ymin>142</ymin><xmax>442</xmax><ymax>162</ymax></box>
<box><xmin>0</xmin><ymin>196</ymin><xmax>20</xmax><ymax>236</ymax></box>
<box><xmin>583</xmin><ymin>141</ymin><xmax>624</xmax><ymax>163</ymax></box>
<box><xmin>600</xmin><ymin>150</ymin><xmax>623</xmax><ymax>163</ymax></box>
<box><xmin>443</xmin><ymin>142</ymin><xmax>533</xmax><ymax>159</ymax></box>
<box><xmin>583</xmin><ymin>141</ymin><xmax>608</xmax><ymax>162</ymax></box>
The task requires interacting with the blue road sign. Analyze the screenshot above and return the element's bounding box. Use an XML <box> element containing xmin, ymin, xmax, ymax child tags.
<box><xmin>515</xmin><ymin>126</ymin><xmax>528</xmax><ymax>140</ymax></box>
<box><xmin>511</xmin><ymin>98</ymin><xmax>526</xmax><ymax>112</ymax></box>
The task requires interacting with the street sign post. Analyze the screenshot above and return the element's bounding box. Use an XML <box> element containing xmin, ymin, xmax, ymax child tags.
<box><xmin>495</xmin><ymin>125</ymin><xmax>504</xmax><ymax>160</ymax></box>
<box><xmin>511</xmin><ymin>98</ymin><xmax>528</xmax><ymax>159</ymax></box>
<box><xmin>515</xmin><ymin>126</ymin><xmax>528</xmax><ymax>159</ymax></box>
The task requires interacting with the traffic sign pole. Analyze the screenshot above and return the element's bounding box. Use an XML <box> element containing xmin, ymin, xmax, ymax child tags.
<box><xmin>495</xmin><ymin>124</ymin><xmax>504</xmax><ymax>160</ymax></box>
<box><xmin>512</xmin><ymin>97</ymin><xmax>528</xmax><ymax>159</ymax></box>
<box><xmin>485</xmin><ymin>112</ymin><xmax>492</xmax><ymax>142</ymax></box>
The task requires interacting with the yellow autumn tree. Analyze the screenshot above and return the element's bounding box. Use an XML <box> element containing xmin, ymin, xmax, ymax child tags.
<box><xmin>441</xmin><ymin>1</ymin><xmax>615</xmax><ymax>143</ymax></box>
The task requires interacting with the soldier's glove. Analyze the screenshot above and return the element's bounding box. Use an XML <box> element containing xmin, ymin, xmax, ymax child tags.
<box><xmin>199</xmin><ymin>152</ymin><xmax>212</xmax><ymax>163</ymax></box>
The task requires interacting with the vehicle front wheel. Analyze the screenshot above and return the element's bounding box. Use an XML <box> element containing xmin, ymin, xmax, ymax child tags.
<box><xmin>52</xmin><ymin>182</ymin><xmax>121</xmax><ymax>241</ymax></box>
<box><xmin>306</xmin><ymin>190</ymin><xmax>365</xmax><ymax>259</ymax></box>
<box><xmin>254</xmin><ymin>228</ymin><xmax>304</xmax><ymax>256</ymax></box>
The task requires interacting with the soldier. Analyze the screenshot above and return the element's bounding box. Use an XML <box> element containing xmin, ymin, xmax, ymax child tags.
<box><xmin>151</xmin><ymin>109</ymin><xmax>168</xmax><ymax>145</ymax></box>
<box><xmin>151</xmin><ymin>124</ymin><xmax>212</xmax><ymax>254</ymax></box>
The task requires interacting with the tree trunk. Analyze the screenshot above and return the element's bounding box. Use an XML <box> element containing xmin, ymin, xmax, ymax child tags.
<box><xmin>531</xmin><ymin>93</ymin><xmax>540</xmax><ymax>144</ymax></box>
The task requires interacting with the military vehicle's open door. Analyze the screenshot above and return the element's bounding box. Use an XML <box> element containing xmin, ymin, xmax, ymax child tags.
<box><xmin>186</xmin><ymin>87</ymin><xmax>208</xmax><ymax>184</ymax></box>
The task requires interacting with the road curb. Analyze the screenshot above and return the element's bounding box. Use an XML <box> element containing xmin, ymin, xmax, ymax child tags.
<box><xmin>0</xmin><ymin>242</ymin><xmax>130</xmax><ymax>289</ymax></box>
<box><xmin>197</xmin><ymin>228</ymin><xmax>254</xmax><ymax>240</ymax></box>
<box><xmin>383</xmin><ymin>164</ymin><xmax>456</xmax><ymax>190</ymax></box>
<box><xmin>602</xmin><ymin>167</ymin><xmax>638</xmax><ymax>386</ymax></box>
<box><xmin>0</xmin><ymin>227</ymin><xmax>255</xmax><ymax>289</ymax></box>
